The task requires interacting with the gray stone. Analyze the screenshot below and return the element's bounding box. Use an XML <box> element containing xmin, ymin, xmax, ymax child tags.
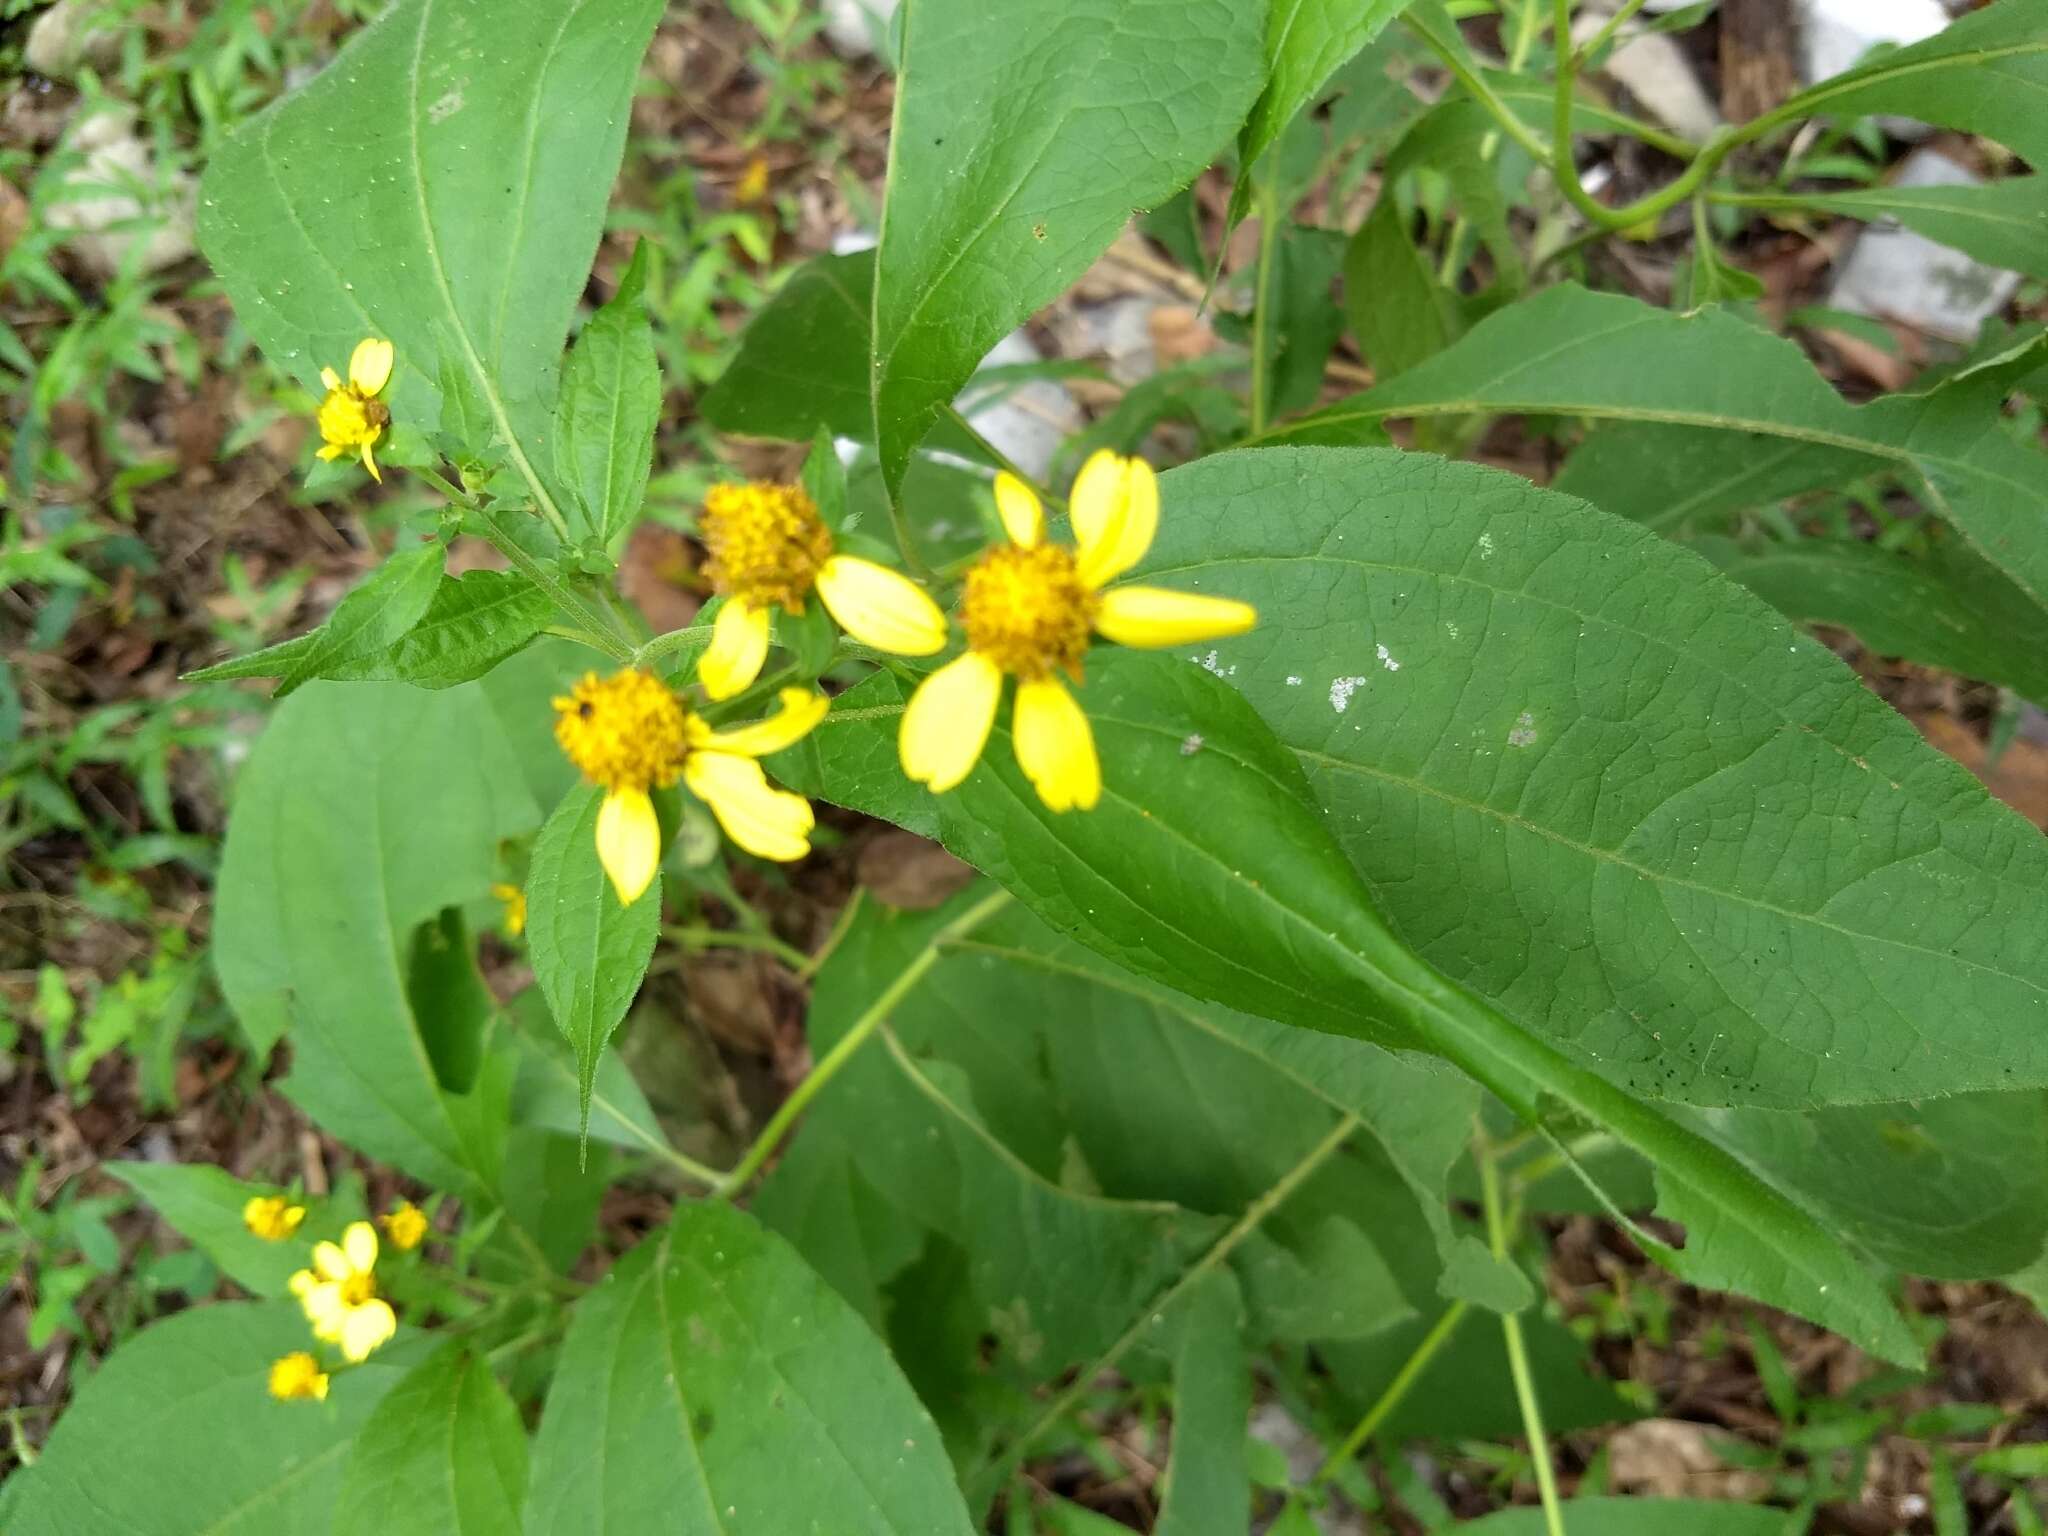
<box><xmin>1829</xmin><ymin>149</ymin><xmax>2022</xmax><ymax>344</ymax></box>
<box><xmin>45</xmin><ymin>108</ymin><xmax>198</xmax><ymax>277</ymax></box>
<box><xmin>24</xmin><ymin>0</ymin><xmax>122</xmax><ymax>80</ymax></box>
<box><xmin>821</xmin><ymin>0</ymin><xmax>898</xmax><ymax>59</ymax></box>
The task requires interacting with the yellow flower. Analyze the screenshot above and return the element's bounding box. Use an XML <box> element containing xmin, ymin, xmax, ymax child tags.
<box><xmin>900</xmin><ymin>451</ymin><xmax>1256</xmax><ymax>811</ymax></box>
<box><xmin>267</xmin><ymin>1351</ymin><xmax>329</xmax><ymax>1403</ymax></box>
<box><xmin>734</xmin><ymin>154</ymin><xmax>771</xmax><ymax>204</ymax></box>
<box><xmin>242</xmin><ymin>1194</ymin><xmax>306</xmax><ymax>1243</ymax></box>
<box><xmin>380</xmin><ymin>1201</ymin><xmax>428</xmax><ymax>1252</ymax></box>
<box><xmin>289</xmin><ymin>1220</ymin><xmax>397</xmax><ymax>1364</ymax></box>
<box><xmin>315</xmin><ymin>337</ymin><xmax>395</xmax><ymax>482</ymax></box>
<box><xmin>696</xmin><ymin>480</ymin><xmax>947</xmax><ymax>701</ymax></box>
<box><xmin>491</xmin><ymin>882</ymin><xmax>527</xmax><ymax>937</ymax></box>
<box><xmin>553</xmin><ymin>668</ymin><xmax>827</xmax><ymax>904</ymax></box>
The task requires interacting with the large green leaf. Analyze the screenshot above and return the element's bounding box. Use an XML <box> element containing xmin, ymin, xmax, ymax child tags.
<box><xmin>523</xmin><ymin>783</ymin><xmax>661</xmax><ymax>1138</ymax></box>
<box><xmin>1156</xmin><ymin>1273</ymin><xmax>1249</xmax><ymax>1536</ymax></box>
<box><xmin>1272</xmin><ymin>287</ymin><xmax>2048</xmax><ymax>622</ymax></box>
<box><xmin>214</xmin><ymin>680</ymin><xmax>540</xmax><ymax>1192</ymax></box>
<box><xmin>1691</xmin><ymin>534</ymin><xmax>2048</xmax><ymax>707</ymax></box>
<box><xmin>870</xmin><ymin>0</ymin><xmax>1263</xmax><ymax>492</ymax></box>
<box><xmin>107</xmin><ymin>1163</ymin><xmax>365</xmax><ymax>1299</ymax></box>
<box><xmin>701</xmin><ymin>251</ymin><xmax>874</xmax><ymax>444</ymax></box>
<box><xmin>7</xmin><ymin>1302</ymin><xmax>413</xmax><ymax>1535</ymax></box>
<box><xmin>1242</xmin><ymin>0</ymin><xmax>1418</xmax><ymax>178</ymax></box>
<box><xmin>1744</xmin><ymin>175</ymin><xmax>2048</xmax><ymax>285</ymax></box>
<box><xmin>1135</xmin><ymin>447</ymin><xmax>2048</xmax><ymax>1110</ymax></box>
<box><xmin>276</xmin><ymin>544</ymin><xmax>446</xmax><ymax>697</ymax></box>
<box><xmin>555</xmin><ymin>243</ymin><xmax>659</xmax><ymax>547</ymax></box>
<box><xmin>524</xmin><ymin>1203</ymin><xmax>977</xmax><ymax>1535</ymax></box>
<box><xmin>333</xmin><ymin>1344</ymin><xmax>527</xmax><ymax>1536</ymax></box>
<box><xmin>197</xmin><ymin>0</ymin><xmax>664</xmax><ymax>523</ymax></box>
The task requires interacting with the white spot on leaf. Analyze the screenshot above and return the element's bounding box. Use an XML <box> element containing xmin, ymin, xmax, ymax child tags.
<box><xmin>1507</xmin><ymin>710</ymin><xmax>1538</xmax><ymax>748</ymax></box>
<box><xmin>1376</xmin><ymin>643</ymin><xmax>1401</xmax><ymax>672</ymax></box>
<box><xmin>1330</xmin><ymin>676</ymin><xmax>1367</xmax><ymax>713</ymax></box>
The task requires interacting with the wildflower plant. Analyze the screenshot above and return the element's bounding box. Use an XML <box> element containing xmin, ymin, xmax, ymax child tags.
<box><xmin>26</xmin><ymin>0</ymin><xmax>2048</xmax><ymax>1532</ymax></box>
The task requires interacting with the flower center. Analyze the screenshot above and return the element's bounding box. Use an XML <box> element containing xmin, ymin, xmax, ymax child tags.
<box><xmin>339</xmin><ymin>1272</ymin><xmax>375</xmax><ymax>1307</ymax></box>
<box><xmin>700</xmin><ymin>482</ymin><xmax>834</xmax><ymax>611</ymax></box>
<box><xmin>553</xmin><ymin>670</ymin><xmax>691</xmax><ymax>793</ymax></box>
<box><xmin>318</xmin><ymin>388</ymin><xmax>388</xmax><ymax>449</ymax></box>
<box><xmin>961</xmin><ymin>543</ymin><xmax>1095</xmax><ymax>680</ymax></box>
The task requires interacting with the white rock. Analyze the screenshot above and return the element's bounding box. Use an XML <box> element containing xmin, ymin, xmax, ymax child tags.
<box><xmin>25</xmin><ymin>0</ymin><xmax>122</xmax><ymax>79</ymax></box>
<box><xmin>822</xmin><ymin>0</ymin><xmax>898</xmax><ymax>58</ymax></box>
<box><xmin>45</xmin><ymin>108</ymin><xmax>197</xmax><ymax>276</ymax></box>
<box><xmin>1800</xmin><ymin>0</ymin><xmax>1950</xmax><ymax>85</ymax></box>
<box><xmin>957</xmin><ymin>328</ymin><xmax>1077</xmax><ymax>482</ymax></box>
<box><xmin>1829</xmin><ymin>148</ymin><xmax>2021</xmax><ymax>344</ymax></box>
<box><xmin>1573</xmin><ymin>13</ymin><xmax>1721</xmax><ymax>143</ymax></box>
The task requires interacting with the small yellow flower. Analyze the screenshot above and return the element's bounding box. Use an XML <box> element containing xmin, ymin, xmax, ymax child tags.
<box><xmin>315</xmin><ymin>337</ymin><xmax>395</xmax><ymax>482</ymax></box>
<box><xmin>268</xmin><ymin>1351</ymin><xmax>329</xmax><ymax>1403</ymax></box>
<box><xmin>734</xmin><ymin>154</ymin><xmax>771</xmax><ymax>205</ymax></box>
<box><xmin>696</xmin><ymin>480</ymin><xmax>947</xmax><ymax>701</ymax></box>
<box><xmin>553</xmin><ymin>668</ymin><xmax>827</xmax><ymax>904</ymax></box>
<box><xmin>242</xmin><ymin>1194</ymin><xmax>306</xmax><ymax>1243</ymax></box>
<box><xmin>491</xmin><ymin>882</ymin><xmax>527</xmax><ymax>937</ymax></box>
<box><xmin>289</xmin><ymin>1220</ymin><xmax>397</xmax><ymax>1364</ymax></box>
<box><xmin>900</xmin><ymin>451</ymin><xmax>1256</xmax><ymax>811</ymax></box>
<box><xmin>380</xmin><ymin>1201</ymin><xmax>429</xmax><ymax>1252</ymax></box>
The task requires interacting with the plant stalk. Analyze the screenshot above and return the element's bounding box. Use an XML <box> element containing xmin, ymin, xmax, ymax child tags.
<box><xmin>1481</xmin><ymin>1129</ymin><xmax>1568</xmax><ymax>1536</ymax></box>
<box><xmin>1248</xmin><ymin>170</ymin><xmax>1282</xmax><ymax>437</ymax></box>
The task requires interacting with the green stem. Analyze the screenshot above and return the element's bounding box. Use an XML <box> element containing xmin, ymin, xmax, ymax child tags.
<box><xmin>1248</xmin><ymin>171</ymin><xmax>1281</xmax><ymax>437</ymax></box>
<box><xmin>797</xmin><ymin>887</ymin><xmax>867</xmax><ymax>984</ymax></box>
<box><xmin>966</xmin><ymin>1113</ymin><xmax>1361</xmax><ymax>1506</ymax></box>
<box><xmin>466</xmin><ymin>510</ymin><xmax>631</xmax><ymax>662</ymax></box>
<box><xmin>1481</xmin><ymin>1129</ymin><xmax>1568</xmax><ymax>1536</ymax></box>
<box><xmin>665</xmin><ymin>924</ymin><xmax>809</xmax><ymax>971</ymax></box>
<box><xmin>1310</xmin><ymin>1297</ymin><xmax>1471</xmax><ymax>1483</ymax></box>
<box><xmin>710</xmin><ymin>888</ymin><xmax>1013</xmax><ymax>1198</ymax></box>
<box><xmin>1571</xmin><ymin>0</ymin><xmax>1649</xmax><ymax>71</ymax></box>
<box><xmin>1407</xmin><ymin>14</ymin><xmax>1553</xmax><ymax>164</ymax></box>
<box><xmin>634</xmin><ymin>622</ymin><xmax>715</xmax><ymax>668</ymax></box>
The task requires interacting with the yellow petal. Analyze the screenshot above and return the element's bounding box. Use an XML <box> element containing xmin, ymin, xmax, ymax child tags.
<box><xmin>316</xmin><ymin>443</ymin><xmax>344</xmax><ymax>462</ymax></box>
<box><xmin>288</xmin><ymin>1269</ymin><xmax>317</xmax><ymax>1300</ymax></box>
<box><xmin>595</xmin><ymin>786</ymin><xmax>663</xmax><ymax>905</ymax></box>
<box><xmin>814</xmin><ymin>555</ymin><xmax>948</xmax><ymax>656</ymax></box>
<box><xmin>320</xmin><ymin>366</ymin><xmax>342</xmax><ymax>392</ymax></box>
<box><xmin>1071</xmin><ymin>451</ymin><xmax>1159</xmax><ymax>590</ymax></box>
<box><xmin>301</xmin><ymin>1283</ymin><xmax>347</xmax><ymax>1337</ymax></box>
<box><xmin>694</xmin><ymin>687</ymin><xmax>828</xmax><ymax>758</ymax></box>
<box><xmin>1093</xmin><ymin>585</ymin><xmax>1258</xmax><ymax>649</ymax></box>
<box><xmin>339</xmin><ymin>1298</ymin><xmax>398</xmax><ymax>1363</ymax></box>
<box><xmin>341</xmin><ymin>1220</ymin><xmax>379</xmax><ymax>1274</ymax></box>
<box><xmin>899</xmin><ymin>650</ymin><xmax>1002</xmax><ymax>794</ymax></box>
<box><xmin>360</xmin><ymin>439</ymin><xmax>382</xmax><ymax>483</ymax></box>
<box><xmin>697</xmin><ymin>597</ymin><xmax>771</xmax><ymax>701</ymax></box>
<box><xmin>1013</xmin><ymin>676</ymin><xmax>1101</xmax><ymax>812</ymax></box>
<box><xmin>683</xmin><ymin>751</ymin><xmax>815</xmax><ymax>862</ymax></box>
<box><xmin>311</xmin><ymin>1239</ymin><xmax>350</xmax><ymax>1282</ymax></box>
<box><xmin>348</xmin><ymin>337</ymin><xmax>394</xmax><ymax>396</ymax></box>
<box><xmin>993</xmin><ymin>472</ymin><xmax>1043</xmax><ymax>548</ymax></box>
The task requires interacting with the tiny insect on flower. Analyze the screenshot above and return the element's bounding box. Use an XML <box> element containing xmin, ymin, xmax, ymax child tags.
<box><xmin>268</xmin><ymin>1351</ymin><xmax>329</xmax><ymax>1403</ymax></box>
<box><xmin>381</xmin><ymin>1201</ymin><xmax>429</xmax><ymax>1252</ymax></box>
<box><xmin>242</xmin><ymin>1194</ymin><xmax>306</xmax><ymax>1243</ymax></box>
<box><xmin>553</xmin><ymin>667</ymin><xmax>828</xmax><ymax>904</ymax></box>
<box><xmin>900</xmin><ymin>451</ymin><xmax>1256</xmax><ymax>811</ymax></box>
<box><xmin>290</xmin><ymin>1220</ymin><xmax>397</xmax><ymax>1364</ymax></box>
<box><xmin>315</xmin><ymin>337</ymin><xmax>395</xmax><ymax>482</ymax></box>
<box><xmin>697</xmin><ymin>481</ymin><xmax>947</xmax><ymax>700</ymax></box>
<box><xmin>491</xmin><ymin>882</ymin><xmax>526</xmax><ymax>937</ymax></box>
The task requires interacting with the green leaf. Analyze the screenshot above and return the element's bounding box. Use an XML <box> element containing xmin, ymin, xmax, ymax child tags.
<box><xmin>197</xmin><ymin>0</ymin><xmax>664</xmax><ymax>526</ymax></box>
<box><xmin>701</xmin><ymin>251</ymin><xmax>874</xmax><ymax>443</ymax></box>
<box><xmin>870</xmin><ymin>0</ymin><xmax>1264</xmax><ymax>493</ymax></box>
<box><xmin>523</xmin><ymin>784</ymin><xmax>661</xmax><ymax>1141</ymax></box>
<box><xmin>555</xmin><ymin>242</ymin><xmax>660</xmax><ymax>547</ymax></box>
<box><xmin>1156</xmin><ymin>1274</ymin><xmax>1249</xmax><ymax>1536</ymax></box>
<box><xmin>274</xmin><ymin>543</ymin><xmax>445</xmax><ymax>697</ymax></box>
<box><xmin>1274</xmin><ymin>284</ymin><xmax>2048</xmax><ymax>632</ymax></box>
<box><xmin>332</xmin><ymin>1344</ymin><xmax>527</xmax><ymax>1536</ymax></box>
<box><xmin>1752</xmin><ymin>175</ymin><xmax>2048</xmax><ymax>285</ymax></box>
<box><xmin>505</xmin><ymin>991</ymin><xmax>676</xmax><ymax>1161</ymax></box>
<box><xmin>525</xmin><ymin>1204</ymin><xmax>978</xmax><ymax>1535</ymax></box>
<box><xmin>406</xmin><ymin>905</ymin><xmax>492</xmax><ymax>1095</ymax></box>
<box><xmin>214</xmin><ymin>681</ymin><xmax>540</xmax><ymax>1191</ymax></box>
<box><xmin>6</xmin><ymin>1302</ymin><xmax>413</xmax><ymax>1535</ymax></box>
<box><xmin>1346</xmin><ymin>196</ymin><xmax>1462</xmax><ymax>382</ymax></box>
<box><xmin>106</xmin><ymin>1163</ymin><xmax>364</xmax><ymax>1298</ymax></box>
<box><xmin>438</xmin><ymin>352</ymin><xmax>495</xmax><ymax>458</ymax></box>
<box><xmin>1767</xmin><ymin>0</ymin><xmax>2048</xmax><ymax>165</ymax></box>
<box><xmin>1691</xmin><ymin>534</ymin><xmax>2048</xmax><ymax>707</ymax></box>
<box><xmin>1455</xmin><ymin>1498</ymin><xmax>1792</xmax><ymax>1534</ymax></box>
<box><xmin>1241</xmin><ymin>0</ymin><xmax>1419</xmax><ymax>181</ymax></box>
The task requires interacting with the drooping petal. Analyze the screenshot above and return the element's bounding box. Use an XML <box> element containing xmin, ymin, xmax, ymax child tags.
<box><xmin>320</xmin><ymin>366</ymin><xmax>342</xmax><ymax>392</ymax></box>
<box><xmin>311</xmin><ymin>1240</ymin><xmax>350</xmax><ymax>1282</ymax></box>
<box><xmin>683</xmin><ymin>751</ymin><xmax>815</xmax><ymax>862</ymax></box>
<box><xmin>993</xmin><ymin>472</ymin><xmax>1043</xmax><ymax>548</ymax></box>
<box><xmin>341</xmin><ymin>1220</ymin><xmax>379</xmax><ymax>1274</ymax></box>
<box><xmin>339</xmin><ymin>1298</ymin><xmax>398</xmax><ymax>1363</ymax></box>
<box><xmin>1093</xmin><ymin>585</ymin><xmax>1258</xmax><ymax>649</ymax></box>
<box><xmin>697</xmin><ymin>597</ymin><xmax>772</xmax><ymax>701</ymax></box>
<box><xmin>360</xmin><ymin>440</ymin><xmax>383</xmax><ymax>483</ymax></box>
<box><xmin>1013</xmin><ymin>676</ymin><xmax>1101</xmax><ymax>812</ymax></box>
<box><xmin>814</xmin><ymin>555</ymin><xmax>949</xmax><ymax>656</ymax></box>
<box><xmin>1073</xmin><ymin>452</ymin><xmax>1159</xmax><ymax>590</ymax></box>
<box><xmin>899</xmin><ymin>650</ymin><xmax>1002</xmax><ymax>794</ymax></box>
<box><xmin>595</xmin><ymin>786</ymin><xmax>663</xmax><ymax>905</ymax></box>
<box><xmin>693</xmin><ymin>687</ymin><xmax>829</xmax><ymax>759</ymax></box>
<box><xmin>349</xmin><ymin>337</ymin><xmax>395</xmax><ymax>396</ymax></box>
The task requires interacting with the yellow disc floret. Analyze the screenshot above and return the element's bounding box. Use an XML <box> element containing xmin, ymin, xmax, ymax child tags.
<box><xmin>961</xmin><ymin>543</ymin><xmax>1096</xmax><ymax>681</ymax></box>
<box><xmin>553</xmin><ymin>670</ymin><xmax>690</xmax><ymax>793</ymax></box>
<box><xmin>268</xmin><ymin>1352</ymin><xmax>330</xmax><ymax>1403</ymax></box>
<box><xmin>700</xmin><ymin>481</ymin><xmax>835</xmax><ymax>611</ymax></box>
<box><xmin>317</xmin><ymin>389</ymin><xmax>387</xmax><ymax>450</ymax></box>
